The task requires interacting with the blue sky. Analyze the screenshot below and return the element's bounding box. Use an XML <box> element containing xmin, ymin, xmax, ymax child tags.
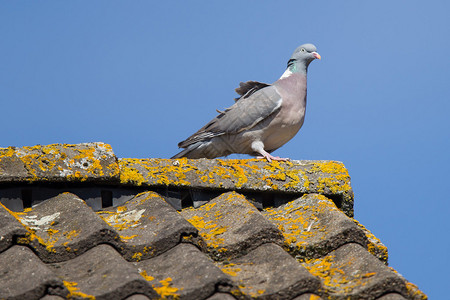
<box><xmin>1</xmin><ymin>1</ymin><xmax>449</xmax><ymax>297</ymax></box>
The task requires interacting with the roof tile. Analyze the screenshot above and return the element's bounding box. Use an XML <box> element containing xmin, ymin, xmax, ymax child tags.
<box><xmin>220</xmin><ymin>243</ymin><xmax>321</xmax><ymax>299</ymax></box>
<box><xmin>0</xmin><ymin>142</ymin><xmax>119</xmax><ymax>183</ymax></box>
<box><xmin>51</xmin><ymin>244</ymin><xmax>157</xmax><ymax>299</ymax></box>
<box><xmin>181</xmin><ymin>191</ymin><xmax>284</xmax><ymax>260</ymax></box>
<box><xmin>262</xmin><ymin>193</ymin><xmax>368</xmax><ymax>260</ymax></box>
<box><xmin>119</xmin><ymin>158</ymin><xmax>354</xmax><ymax>216</ymax></box>
<box><xmin>0</xmin><ymin>202</ymin><xmax>28</xmax><ymax>252</ymax></box>
<box><xmin>135</xmin><ymin>243</ymin><xmax>235</xmax><ymax>299</ymax></box>
<box><xmin>97</xmin><ymin>191</ymin><xmax>200</xmax><ymax>261</ymax></box>
<box><xmin>0</xmin><ymin>246</ymin><xmax>67</xmax><ymax>299</ymax></box>
<box><xmin>13</xmin><ymin>192</ymin><xmax>119</xmax><ymax>263</ymax></box>
<box><xmin>0</xmin><ymin>143</ymin><xmax>427</xmax><ymax>299</ymax></box>
<box><xmin>302</xmin><ymin>243</ymin><xmax>408</xmax><ymax>299</ymax></box>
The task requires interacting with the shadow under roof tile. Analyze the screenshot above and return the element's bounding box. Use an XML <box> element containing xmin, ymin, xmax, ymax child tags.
<box><xmin>0</xmin><ymin>245</ymin><xmax>67</xmax><ymax>300</ymax></box>
<box><xmin>50</xmin><ymin>244</ymin><xmax>157</xmax><ymax>300</ymax></box>
<box><xmin>219</xmin><ymin>243</ymin><xmax>321</xmax><ymax>299</ymax></box>
<box><xmin>180</xmin><ymin>191</ymin><xmax>284</xmax><ymax>261</ymax></box>
<box><xmin>97</xmin><ymin>191</ymin><xmax>200</xmax><ymax>261</ymax></box>
<box><xmin>301</xmin><ymin>243</ymin><xmax>409</xmax><ymax>299</ymax></box>
<box><xmin>262</xmin><ymin>193</ymin><xmax>368</xmax><ymax>261</ymax></box>
<box><xmin>135</xmin><ymin>243</ymin><xmax>235</xmax><ymax>300</ymax></box>
<box><xmin>14</xmin><ymin>192</ymin><xmax>119</xmax><ymax>263</ymax></box>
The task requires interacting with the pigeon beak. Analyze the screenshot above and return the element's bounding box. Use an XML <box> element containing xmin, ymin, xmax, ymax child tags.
<box><xmin>312</xmin><ymin>52</ymin><xmax>321</xmax><ymax>60</ymax></box>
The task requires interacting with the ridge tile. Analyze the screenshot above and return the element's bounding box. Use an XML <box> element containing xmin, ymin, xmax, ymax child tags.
<box><xmin>119</xmin><ymin>158</ymin><xmax>354</xmax><ymax>216</ymax></box>
<box><xmin>0</xmin><ymin>142</ymin><xmax>119</xmax><ymax>183</ymax></box>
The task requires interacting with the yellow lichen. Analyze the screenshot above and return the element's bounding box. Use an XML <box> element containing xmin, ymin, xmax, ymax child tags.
<box><xmin>0</xmin><ymin>143</ymin><xmax>117</xmax><ymax>182</ymax></box>
<box><xmin>352</xmin><ymin>219</ymin><xmax>388</xmax><ymax>262</ymax></box>
<box><xmin>262</xmin><ymin>195</ymin><xmax>336</xmax><ymax>255</ymax></box>
<box><xmin>405</xmin><ymin>282</ymin><xmax>428</xmax><ymax>300</ymax></box>
<box><xmin>139</xmin><ymin>270</ymin><xmax>155</xmax><ymax>281</ymax></box>
<box><xmin>63</xmin><ymin>281</ymin><xmax>96</xmax><ymax>300</ymax></box>
<box><xmin>132</xmin><ymin>252</ymin><xmax>143</xmax><ymax>262</ymax></box>
<box><xmin>302</xmin><ymin>253</ymin><xmax>379</xmax><ymax>295</ymax></box>
<box><xmin>219</xmin><ymin>263</ymin><xmax>242</xmax><ymax>276</ymax></box>
<box><xmin>120</xmin><ymin>234</ymin><xmax>138</xmax><ymax>241</ymax></box>
<box><xmin>312</xmin><ymin>161</ymin><xmax>352</xmax><ymax>194</ymax></box>
<box><xmin>152</xmin><ymin>277</ymin><xmax>180</xmax><ymax>299</ymax></box>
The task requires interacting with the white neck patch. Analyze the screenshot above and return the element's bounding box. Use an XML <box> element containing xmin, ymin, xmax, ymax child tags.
<box><xmin>279</xmin><ymin>68</ymin><xmax>293</xmax><ymax>79</ymax></box>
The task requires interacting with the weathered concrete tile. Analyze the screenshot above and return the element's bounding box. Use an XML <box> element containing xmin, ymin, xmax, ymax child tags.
<box><xmin>301</xmin><ymin>243</ymin><xmax>409</xmax><ymax>299</ymax></box>
<box><xmin>206</xmin><ymin>293</ymin><xmax>237</xmax><ymax>300</ymax></box>
<box><xmin>14</xmin><ymin>192</ymin><xmax>119</xmax><ymax>262</ymax></box>
<box><xmin>0</xmin><ymin>142</ymin><xmax>119</xmax><ymax>183</ymax></box>
<box><xmin>97</xmin><ymin>191</ymin><xmax>200</xmax><ymax>261</ymax></box>
<box><xmin>377</xmin><ymin>294</ymin><xmax>408</xmax><ymax>300</ymax></box>
<box><xmin>181</xmin><ymin>191</ymin><xmax>284</xmax><ymax>260</ymax></box>
<box><xmin>218</xmin><ymin>243</ymin><xmax>321</xmax><ymax>299</ymax></box>
<box><xmin>135</xmin><ymin>243</ymin><xmax>235</xmax><ymax>300</ymax></box>
<box><xmin>262</xmin><ymin>194</ymin><xmax>368</xmax><ymax>260</ymax></box>
<box><xmin>51</xmin><ymin>244</ymin><xmax>156</xmax><ymax>300</ymax></box>
<box><xmin>353</xmin><ymin>219</ymin><xmax>389</xmax><ymax>263</ymax></box>
<box><xmin>0</xmin><ymin>202</ymin><xmax>28</xmax><ymax>252</ymax></box>
<box><xmin>124</xmin><ymin>294</ymin><xmax>151</xmax><ymax>300</ymax></box>
<box><xmin>119</xmin><ymin>158</ymin><xmax>354</xmax><ymax>216</ymax></box>
<box><xmin>0</xmin><ymin>246</ymin><xmax>67</xmax><ymax>300</ymax></box>
<box><xmin>40</xmin><ymin>296</ymin><xmax>66</xmax><ymax>300</ymax></box>
<box><xmin>292</xmin><ymin>293</ymin><xmax>323</xmax><ymax>300</ymax></box>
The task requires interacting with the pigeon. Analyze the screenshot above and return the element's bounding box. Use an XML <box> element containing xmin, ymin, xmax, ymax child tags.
<box><xmin>172</xmin><ymin>43</ymin><xmax>321</xmax><ymax>162</ymax></box>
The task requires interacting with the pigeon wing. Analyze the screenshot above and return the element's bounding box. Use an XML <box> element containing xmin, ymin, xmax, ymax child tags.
<box><xmin>178</xmin><ymin>85</ymin><xmax>282</xmax><ymax>148</ymax></box>
<box><xmin>234</xmin><ymin>81</ymin><xmax>270</xmax><ymax>101</ymax></box>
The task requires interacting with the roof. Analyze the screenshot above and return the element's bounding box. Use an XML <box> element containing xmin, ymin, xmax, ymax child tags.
<box><xmin>0</xmin><ymin>142</ymin><xmax>426</xmax><ymax>300</ymax></box>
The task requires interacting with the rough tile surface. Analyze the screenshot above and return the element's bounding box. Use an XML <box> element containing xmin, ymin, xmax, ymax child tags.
<box><xmin>14</xmin><ymin>192</ymin><xmax>119</xmax><ymax>263</ymax></box>
<box><xmin>220</xmin><ymin>243</ymin><xmax>321</xmax><ymax>299</ymax></box>
<box><xmin>98</xmin><ymin>191</ymin><xmax>200</xmax><ymax>261</ymax></box>
<box><xmin>262</xmin><ymin>194</ymin><xmax>369</xmax><ymax>260</ymax></box>
<box><xmin>119</xmin><ymin>158</ymin><xmax>354</xmax><ymax>216</ymax></box>
<box><xmin>0</xmin><ymin>142</ymin><xmax>119</xmax><ymax>183</ymax></box>
<box><xmin>135</xmin><ymin>243</ymin><xmax>235</xmax><ymax>299</ymax></box>
<box><xmin>0</xmin><ymin>246</ymin><xmax>67</xmax><ymax>299</ymax></box>
<box><xmin>51</xmin><ymin>244</ymin><xmax>157</xmax><ymax>300</ymax></box>
<box><xmin>0</xmin><ymin>143</ymin><xmax>427</xmax><ymax>300</ymax></box>
<box><xmin>181</xmin><ymin>191</ymin><xmax>284</xmax><ymax>260</ymax></box>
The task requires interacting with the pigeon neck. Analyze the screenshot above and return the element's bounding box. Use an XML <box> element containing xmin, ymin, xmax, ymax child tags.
<box><xmin>287</xmin><ymin>60</ymin><xmax>308</xmax><ymax>76</ymax></box>
<box><xmin>280</xmin><ymin>62</ymin><xmax>308</xmax><ymax>79</ymax></box>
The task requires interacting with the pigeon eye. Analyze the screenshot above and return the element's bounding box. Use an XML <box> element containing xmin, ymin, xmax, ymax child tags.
<box><xmin>301</xmin><ymin>48</ymin><xmax>306</xmax><ymax>52</ymax></box>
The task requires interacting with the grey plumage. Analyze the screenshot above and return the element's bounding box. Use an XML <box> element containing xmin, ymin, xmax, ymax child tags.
<box><xmin>172</xmin><ymin>44</ymin><xmax>321</xmax><ymax>162</ymax></box>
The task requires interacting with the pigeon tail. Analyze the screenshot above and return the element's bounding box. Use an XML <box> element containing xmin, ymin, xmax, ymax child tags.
<box><xmin>171</xmin><ymin>141</ymin><xmax>223</xmax><ymax>159</ymax></box>
<box><xmin>171</xmin><ymin>147</ymin><xmax>194</xmax><ymax>159</ymax></box>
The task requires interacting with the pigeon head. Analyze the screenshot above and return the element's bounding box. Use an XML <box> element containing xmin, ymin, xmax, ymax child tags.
<box><xmin>287</xmin><ymin>43</ymin><xmax>321</xmax><ymax>73</ymax></box>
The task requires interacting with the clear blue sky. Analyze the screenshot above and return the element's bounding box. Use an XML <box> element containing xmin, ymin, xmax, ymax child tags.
<box><xmin>1</xmin><ymin>1</ymin><xmax>449</xmax><ymax>297</ymax></box>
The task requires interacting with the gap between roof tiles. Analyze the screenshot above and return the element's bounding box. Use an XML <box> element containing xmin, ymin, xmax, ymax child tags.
<box><xmin>0</xmin><ymin>183</ymin><xmax>346</xmax><ymax>215</ymax></box>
